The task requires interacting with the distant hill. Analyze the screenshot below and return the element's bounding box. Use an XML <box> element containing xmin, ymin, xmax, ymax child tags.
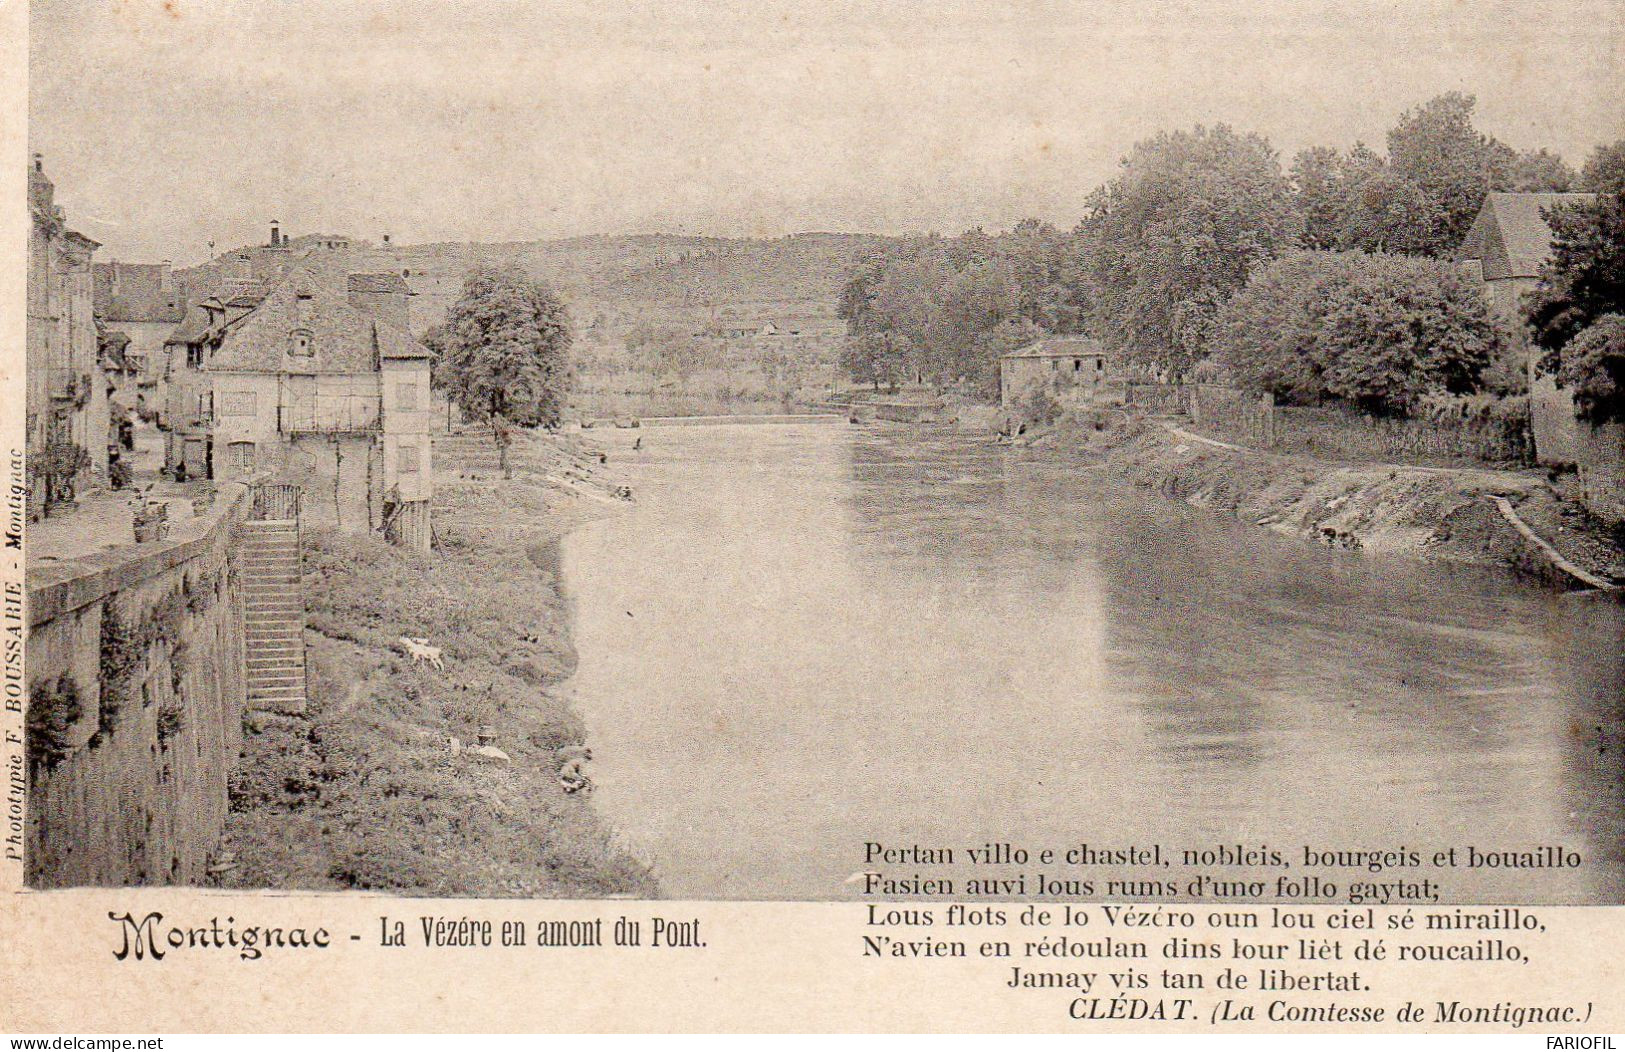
<box><xmin>176</xmin><ymin>231</ymin><xmax>893</xmax><ymax>337</ymax></box>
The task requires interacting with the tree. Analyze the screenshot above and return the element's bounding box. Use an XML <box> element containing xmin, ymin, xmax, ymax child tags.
<box><xmin>1507</xmin><ymin>148</ymin><xmax>1576</xmax><ymax>192</ymax></box>
<box><xmin>1579</xmin><ymin>141</ymin><xmax>1625</xmax><ymax>195</ymax></box>
<box><xmin>1213</xmin><ymin>251</ymin><xmax>1503</xmax><ymax>415</ymax></box>
<box><xmin>1526</xmin><ymin>191</ymin><xmax>1625</xmax><ymax>359</ymax></box>
<box><xmin>434</xmin><ymin>264</ymin><xmax>572</xmax><ymax>476</ymax></box>
<box><xmin>1526</xmin><ymin>191</ymin><xmax>1625</xmax><ymax>422</ymax></box>
<box><xmin>1078</xmin><ymin>124</ymin><xmax>1301</xmax><ymax>377</ymax></box>
<box><xmin>1554</xmin><ymin>314</ymin><xmax>1625</xmax><ymax>424</ymax></box>
<box><xmin>1291</xmin><ymin>146</ymin><xmax>1349</xmax><ymax>251</ymax></box>
<box><xmin>1337</xmin><ymin>168</ymin><xmax>1439</xmax><ymax>255</ymax></box>
<box><xmin>1386</xmin><ymin>92</ymin><xmax>1517</xmax><ymax>255</ymax></box>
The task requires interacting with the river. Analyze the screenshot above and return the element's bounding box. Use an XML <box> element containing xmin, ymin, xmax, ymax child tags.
<box><xmin>559</xmin><ymin>422</ymin><xmax>1625</xmax><ymax>903</ymax></box>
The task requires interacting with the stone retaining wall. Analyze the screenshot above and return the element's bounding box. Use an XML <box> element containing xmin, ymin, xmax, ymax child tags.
<box><xmin>26</xmin><ymin>483</ymin><xmax>250</xmax><ymax>887</ymax></box>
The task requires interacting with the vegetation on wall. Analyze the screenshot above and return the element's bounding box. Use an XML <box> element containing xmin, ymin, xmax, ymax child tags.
<box><xmin>27</xmin><ymin>675</ymin><xmax>81</xmax><ymax>775</ymax></box>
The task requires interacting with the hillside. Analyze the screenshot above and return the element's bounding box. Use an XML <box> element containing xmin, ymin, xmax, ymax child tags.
<box><xmin>178</xmin><ymin>230</ymin><xmax>891</xmax><ymax>337</ymax></box>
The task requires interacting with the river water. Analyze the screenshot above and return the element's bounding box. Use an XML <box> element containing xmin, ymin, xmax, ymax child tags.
<box><xmin>560</xmin><ymin>423</ymin><xmax>1624</xmax><ymax>903</ymax></box>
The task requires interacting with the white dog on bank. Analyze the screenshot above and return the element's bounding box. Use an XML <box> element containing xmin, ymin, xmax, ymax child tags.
<box><xmin>398</xmin><ymin>636</ymin><xmax>444</xmax><ymax>671</ymax></box>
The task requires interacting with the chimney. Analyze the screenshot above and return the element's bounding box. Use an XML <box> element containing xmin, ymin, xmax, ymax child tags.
<box><xmin>270</xmin><ymin>220</ymin><xmax>281</xmax><ymax>247</ymax></box>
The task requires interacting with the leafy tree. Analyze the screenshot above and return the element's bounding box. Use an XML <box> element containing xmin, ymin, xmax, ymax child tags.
<box><xmin>1385</xmin><ymin>92</ymin><xmax>1517</xmax><ymax>255</ymax></box>
<box><xmin>1507</xmin><ymin>148</ymin><xmax>1577</xmax><ymax>192</ymax></box>
<box><xmin>1212</xmin><ymin>252</ymin><xmax>1347</xmax><ymax>404</ymax></box>
<box><xmin>434</xmin><ymin>264</ymin><xmax>572</xmax><ymax>476</ymax></box>
<box><xmin>1337</xmin><ymin>168</ymin><xmax>1439</xmax><ymax>255</ymax></box>
<box><xmin>1526</xmin><ymin>191</ymin><xmax>1625</xmax><ymax>423</ymax></box>
<box><xmin>1317</xmin><ymin>255</ymin><xmax>1500</xmax><ymax>413</ymax></box>
<box><xmin>1554</xmin><ymin>314</ymin><xmax>1625</xmax><ymax>424</ymax></box>
<box><xmin>1078</xmin><ymin>124</ymin><xmax>1301</xmax><ymax>377</ymax></box>
<box><xmin>1213</xmin><ymin>251</ymin><xmax>1503</xmax><ymax>415</ymax></box>
<box><xmin>1526</xmin><ymin>191</ymin><xmax>1625</xmax><ymax>358</ymax></box>
<box><xmin>1291</xmin><ymin>146</ymin><xmax>1350</xmax><ymax>251</ymax></box>
<box><xmin>1578</xmin><ymin>141</ymin><xmax>1625</xmax><ymax>195</ymax></box>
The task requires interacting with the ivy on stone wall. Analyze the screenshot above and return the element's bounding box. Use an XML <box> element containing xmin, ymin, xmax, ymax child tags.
<box><xmin>26</xmin><ymin>675</ymin><xmax>81</xmax><ymax>775</ymax></box>
<box><xmin>93</xmin><ymin>564</ymin><xmax>222</xmax><ymax>748</ymax></box>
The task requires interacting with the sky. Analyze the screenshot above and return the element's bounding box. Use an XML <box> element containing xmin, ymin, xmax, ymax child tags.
<box><xmin>26</xmin><ymin>0</ymin><xmax>1625</xmax><ymax>264</ymax></box>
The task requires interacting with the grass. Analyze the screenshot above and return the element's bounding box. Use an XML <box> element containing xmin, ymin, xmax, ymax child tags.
<box><xmin>220</xmin><ymin>476</ymin><xmax>657</xmax><ymax>897</ymax></box>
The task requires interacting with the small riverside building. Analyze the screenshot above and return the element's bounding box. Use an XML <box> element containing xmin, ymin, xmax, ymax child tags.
<box><xmin>999</xmin><ymin>336</ymin><xmax>1109</xmax><ymax>408</ymax></box>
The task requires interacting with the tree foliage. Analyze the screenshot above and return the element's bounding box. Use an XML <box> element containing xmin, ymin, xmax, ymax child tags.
<box><xmin>1526</xmin><ymin>191</ymin><xmax>1625</xmax><ymax>423</ymax></box>
<box><xmin>434</xmin><ymin>264</ymin><xmax>572</xmax><ymax>472</ymax></box>
<box><xmin>1579</xmin><ymin>141</ymin><xmax>1625</xmax><ymax>195</ymax></box>
<box><xmin>1527</xmin><ymin>191</ymin><xmax>1625</xmax><ymax>358</ymax></box>
<box><xmin>836</xmin><ymin>228</ymin><xmax>1061</xmax><ymax>394</ymax></box>
<box><xmin>1386</xmin><ymin>92</ymin><xmax>1518</xmax><ymax>255</ymax></box>
<box><xmin>1214</xmin><ymin>251</ymin><xmax>1503</xmax><ymax>415</ymax></box>
<box><xmin>1554</xmin><ymin>314</ymin><xmax>1625</xmax><ymax>425</ymax></box>
<box><xmin>1078</xmin><ymin>124</ymin><xmax>1301</xmax><ymax>376</ymax></box>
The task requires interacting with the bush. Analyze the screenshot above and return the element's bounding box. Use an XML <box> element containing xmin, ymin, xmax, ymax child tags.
<box><xmin>1556</xmin><ymin>314</ymin><xmax>1625</xmax><ymax>424</ymax></box>
<box><xmin>1212</xmin><ymin>251</ymin><xmax>1503</xmax><ymax>415</ymax></box>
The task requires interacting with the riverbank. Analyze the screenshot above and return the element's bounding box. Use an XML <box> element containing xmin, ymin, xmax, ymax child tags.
<box><xmin>1059</xmin><ymin>413</ymin><xmax>1625</xmax><ymax>590</ymax></box>
<box><xmin>217</xmin><ymin>430</ymin><xmax>657</xmax><ymax>896</ymax></box>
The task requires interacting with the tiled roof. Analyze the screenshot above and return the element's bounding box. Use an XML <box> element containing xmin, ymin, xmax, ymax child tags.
<box><xmin>93</xmin><ymin>262</ymin><xmax>188</xmax><ymax>323</ymax></box>
<box><xmin>1457</xmin><ymin>192</ymin><xmax>1598</xmax><ymax>281</ymax></box>
<box><xmin>165</xmin><ymin>304</ymin><xmax>214</xmax><ymax>345</ymax></box>
<box><xmin>207</xmin><ymin>269</ymin><xmax>428</xmax><ymax>374</ymax></box>
<box><xmin>347</xmin><ymin>272</ymin><xmax>410</xmax><ymax>295</ymax></box>
<box><xmin>1002</xmin><ymin>336</ymin><xmax>1107</xmax><ymax>359</ymax></box>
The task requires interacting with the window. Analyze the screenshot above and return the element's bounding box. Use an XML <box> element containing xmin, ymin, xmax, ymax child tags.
<box><xmin>395</xmin><ymin>382</ymin><xmax>419</xmax><ymax>410</ymax></box>
<box><xmin>1073</xmin><ymin>359</ymin><xmax>1082</xmax><ymax>372</ymax></box>
<box><xmin>219</xmin><ymin>391</ymin><xmax>256</xmax><ymax>416</ymax></box>
<box><xmin>228</xmin><ymin>441</ymin><xmax>255</xmax><ymax>473</ymax></box>
<box><xmin>187</xmin><ymin>344</ymin><xmax>204</xmax><ymax>369</ymax></box>
<box><xmin>397</xmin><ymin>442</ymin><xmax>419</xmax><ymax>474</ymax></box>
<box><xmin>289</xmin><ymin>328</ymin><xmax>314</xmax><ymax>356</ymax></box>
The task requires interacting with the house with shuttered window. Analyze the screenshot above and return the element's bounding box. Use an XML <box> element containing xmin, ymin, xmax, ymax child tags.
<box><xmin>203</xmin><ymin>267</ymin><xmax>434</xmax><ymax>549</ymax></box>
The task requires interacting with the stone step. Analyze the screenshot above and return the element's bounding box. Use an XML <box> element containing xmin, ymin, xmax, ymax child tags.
<box><xmin>246</xmin><ymin>660</ymin><xmax>305</xmax><ymax>672</ymax></box>
<box><xmin>248</xmin><ymin>681</ymin><xmax>305</xmax><ymax>695</ymax></box>
<box><xmin>248</xmin><ymin>688</ymin><xmax>306</xmax><ymax>703</ymax></box>
<box><xmin>247</xmin><ymin>675</ymin><xmax>305</xmax><ymax>689</ymax></box>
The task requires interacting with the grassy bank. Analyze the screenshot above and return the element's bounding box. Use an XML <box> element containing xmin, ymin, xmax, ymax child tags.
<box><xmin>218</xmin><ymin>432</ymin><xmax>657</xmax><ymax>897</ymax></box>
<box><xmin>1071</xmin><ymin>414</ymin><xmax>1625</xmax><ymax>589</ymax></box>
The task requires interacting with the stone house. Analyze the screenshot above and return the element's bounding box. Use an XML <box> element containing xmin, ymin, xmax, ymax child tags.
<box><xmin>26</xmin><ymin>155</ymin><xmax>107</xmax><ymax>509</ymax></box>
<box><xmin>203</xmin><ymin>269</ymin><xmax>433</xmax><ymax>549</ymax></box>
<box><xmin>93</xmin><ymin>260</ymin><xmax>188</xmax><ymax>416</ymax></box>
<box><xmin>161</xmin><ymin>277</ymin><xmax>269</xmax><ymax>479</ymax></box>
<box><xmin>998</xmin><ymin>336</ymin><xmax>1110</xmax><ymax>408</ymax></box>
<box><xmin>1456</xmin><ymin>191</ymin><xmax>1596</xmax><ymax>465</ymax></box>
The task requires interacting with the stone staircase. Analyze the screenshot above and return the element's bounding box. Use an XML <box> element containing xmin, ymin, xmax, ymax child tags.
<box><xmin>237</xmin><ymin>518</ymin><xmax>306</xmax><ymax>715</ymax></box>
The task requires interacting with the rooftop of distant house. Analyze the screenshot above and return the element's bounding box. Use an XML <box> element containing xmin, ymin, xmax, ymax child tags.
<box><xmin>1002</xmin><ymin>336</ymin><xmax>1108</xmax><ymax>360</ymax></box>
<box><xmin>93</xmin><ymin>262</ymin><xmax>188</xmax><ymax>324</ymax></box>
<box><xmin>1457</xmin><ymin>191</ymin><xmax>1599</xmax><ymax>281</ymax></box>
<box><xmin>346</xmin><ymin>272</ymin><xmax>411</xmax><ymax>295</ymax></box>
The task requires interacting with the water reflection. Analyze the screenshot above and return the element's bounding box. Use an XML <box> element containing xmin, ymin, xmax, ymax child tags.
<box><xmin>561</xmin><ymin>424</ymin><xmax>1625</xmax><ymax>902</ymax></box>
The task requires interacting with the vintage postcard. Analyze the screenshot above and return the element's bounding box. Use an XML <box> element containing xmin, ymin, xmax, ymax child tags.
<box><xmin>2</xmin><ymin>0</ymin><xmax>1622</xmax><ymax>1036</ymax></box>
